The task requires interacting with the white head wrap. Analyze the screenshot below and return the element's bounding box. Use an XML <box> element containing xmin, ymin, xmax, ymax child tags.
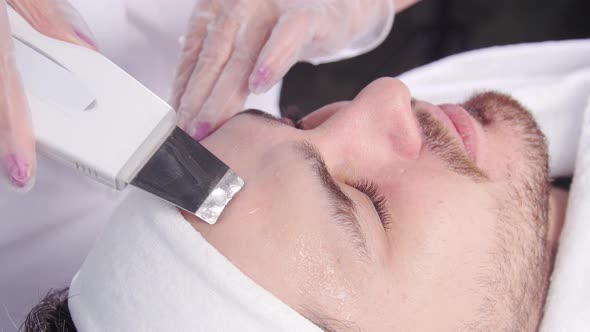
<box><xmin>68</xmin><ymin>190</ymin><xmax>320</xmax><ymax>332</ymax></box>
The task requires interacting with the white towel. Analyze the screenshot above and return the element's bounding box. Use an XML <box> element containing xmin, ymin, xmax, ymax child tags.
<box><xmin>541</xmin><ymin>97</ymin><xmax>590</xmax><ymax>331</ymax></box>
<box><xmin>399</xmin><ymin>39</ymin><xmax>590</xmax><ymax>331</ymax></box>
<box><xmin>68</xmin><ymin>190</ymin><xmax>320</xmax><ymax>332</ymax></box>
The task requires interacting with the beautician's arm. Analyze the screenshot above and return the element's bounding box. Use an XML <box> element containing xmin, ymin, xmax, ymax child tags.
<box><xmin>0</xmin><ymin>0</ymin><xmax>95</xmax><ymax>191</ymax></box>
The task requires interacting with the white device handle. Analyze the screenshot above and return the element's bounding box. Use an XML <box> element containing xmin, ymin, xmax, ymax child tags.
<box><xmin>8</xmin><ymin>6</ymin><xmax>176</xmax><ymax>189</ymax></box>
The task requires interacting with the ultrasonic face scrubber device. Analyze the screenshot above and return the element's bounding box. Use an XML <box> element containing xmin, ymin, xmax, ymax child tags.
<box><xmin>8</xmin><ymin>6</ymin><xmax>243</xmax><ymax>224</ymax></box>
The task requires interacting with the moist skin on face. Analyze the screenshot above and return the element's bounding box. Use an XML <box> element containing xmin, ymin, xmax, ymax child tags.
<box><xmin>186</xmin><ymin>88</ymin><xmax>554</xmax><ymax>332</ymax></box>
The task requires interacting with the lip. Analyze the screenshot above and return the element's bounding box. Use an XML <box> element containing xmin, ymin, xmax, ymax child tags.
<box><xmin>438</xmin><ymin>104</ymin><xmax>479</xmax><ymax>162</ymax></box>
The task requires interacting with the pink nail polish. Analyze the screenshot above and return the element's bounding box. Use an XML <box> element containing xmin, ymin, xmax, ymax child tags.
<box><xmin>250</xmin><ymin>67</ymin><xmax>272</xmax><ymax>94</ymax></box>
<box><xmin>191</xmin><ymin>122</ymin><xmax>212</xmax><ymax>142</ymax></box>
<box><xmin>75</xmin><ymin>30</ymin><xmax>97</xmax><ymax>49</ymax></box>
<box><xmin>4</xmin><ymin>154</ymin><xmax>31</xmax><ymax>188</ymax></box>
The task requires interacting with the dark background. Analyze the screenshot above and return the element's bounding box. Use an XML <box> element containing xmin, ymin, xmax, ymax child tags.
<box><xmin>279</xmin><ymin>0</ymin><xmax>590</xmax><ymax>120</ymax></box>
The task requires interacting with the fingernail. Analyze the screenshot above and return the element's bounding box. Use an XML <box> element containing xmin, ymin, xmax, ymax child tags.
<box><xmin>4</xmin><ymin>153</ymin><xmax>32</xmax><ymax>188</ymax></box>
<box><xmin>250</xmin><ymin>67</ymin><xmax>272</xmax><ymax>94</ymax></box>
<box><xmin>74</xmin><ymin>30</ymin><xmax>97</xmax><ymax>49</ymax></box>
<box><xmin>191</xmin><ymin>122</ymin><xmax>212</xmax><ymax>142</ymax></box>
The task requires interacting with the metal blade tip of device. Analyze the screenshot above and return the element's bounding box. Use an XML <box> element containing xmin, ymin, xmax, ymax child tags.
<box><xmin>195</xmin><ymin>169</ymin><xmax>244</xmax><ymax>224</ymax></box>
<box><xmin>131</xmin><ymin>127</ymin><xmax>245</xmax><ymax>225</ymax></box>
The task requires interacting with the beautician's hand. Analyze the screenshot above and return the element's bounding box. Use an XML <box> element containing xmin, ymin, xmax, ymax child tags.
<box><xmin>170</xmin><ymin>0</ymin><xmax>396</xmax><ymax>141</ymax></box>
<box><xmin>0</xmin><ymin>0</ymin><xmax>96</xmax><ymax>190</ymax></box>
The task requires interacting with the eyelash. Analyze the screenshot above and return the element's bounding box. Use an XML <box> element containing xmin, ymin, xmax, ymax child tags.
<box><xmin>350</xmin><ymin>179</ymin><xmax>392</xmax><ymax>230</ymax></box>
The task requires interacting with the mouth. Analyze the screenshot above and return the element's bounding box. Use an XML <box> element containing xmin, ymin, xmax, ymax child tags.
<box><xmin>439</xmin><ymin>104</ymin><xmax>479</xmax><ymax>163</ymax></box>
<box><xmin>414</xmin><ymin>101</ymin><xmax>479</xmax><ymax>163</ymax></box>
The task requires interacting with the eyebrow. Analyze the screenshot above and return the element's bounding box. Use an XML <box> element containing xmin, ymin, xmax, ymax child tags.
<box><xmin>235</xmin><ymin>110</ymin><xmax>369</xmax><ymax>257</ymax></box>
<box><xmin>294</xmin><ymin>141</ymin><xmax>369</xmax><ymax>258</ymax></box>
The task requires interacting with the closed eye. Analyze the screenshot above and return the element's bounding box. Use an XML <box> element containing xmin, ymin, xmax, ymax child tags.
<box><xmin>350</xmin><ymin>179</ymin><xmax>392</xmax><ymax>230</ymax></box>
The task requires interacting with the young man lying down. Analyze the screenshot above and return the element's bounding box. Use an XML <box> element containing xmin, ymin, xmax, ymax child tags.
<box><xmin>24</xmin><ymin>78</ymin><xmax>567</xmax><ymax>332</ymax></box>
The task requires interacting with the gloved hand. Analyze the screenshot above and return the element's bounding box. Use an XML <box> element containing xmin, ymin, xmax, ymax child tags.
<box><xmin>170</xmin><ymin>0</ymin><xmax>395</xmax><ymax>140</ymax></box>
<box><xmin>0</xmin><ymin>0</ymin><xmax>96</xmax><ymax>190</ymax></box>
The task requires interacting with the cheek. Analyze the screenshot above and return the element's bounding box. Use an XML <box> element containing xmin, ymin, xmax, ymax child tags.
<box><xmin>386</xmin><ymin>173</ymin><xmax>497</xmax><ymax>257</ymax></box>
<box><xmin>380</xmin><ymin>175</ymin><xmax>501</xmax><ymax>325</ymax></box>
<box><xmin>476</xmin><ymin>125</ymin><xmax>534</xmax><ymax>181</ymax></box>
<box><xmin>478</xmin><ymin>141</ymin><xmax>513</xmax><ymax>180</ymax></box>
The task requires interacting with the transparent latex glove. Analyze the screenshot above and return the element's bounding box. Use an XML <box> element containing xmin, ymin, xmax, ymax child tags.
<box><xmin>0</xmin><ymin>0</ymin><xmax>96</xmax><ymax>191</ymax></box>
<box><xmin>170</xmin><ymin>0</ymin><xmax>395</xmax><ymax>140</ymax></box>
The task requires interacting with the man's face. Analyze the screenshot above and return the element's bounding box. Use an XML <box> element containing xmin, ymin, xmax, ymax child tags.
<box><xmin>186</xmin><ymin>78</ymin><xmax>551</xmax><ymax>331</ymax></box>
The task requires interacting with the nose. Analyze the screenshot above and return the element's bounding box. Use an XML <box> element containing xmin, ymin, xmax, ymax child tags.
<box><xmin>312</xmin><ymin>78</ymin><xmax>422</xmax><ymax>161</ymax></box>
